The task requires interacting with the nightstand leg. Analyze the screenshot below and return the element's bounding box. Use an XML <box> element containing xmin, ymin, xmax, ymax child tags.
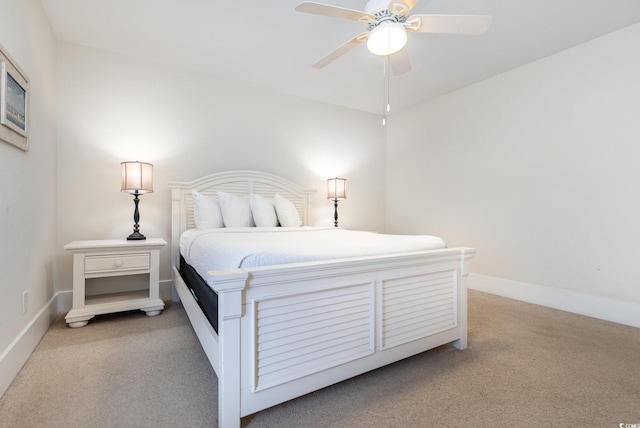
<box><xmin>144</xmin><ymin>248</ymin><xmax>164</xmax><ymax>316</ymax></box>
<box><xmin>149</xmin><ymin>249</ymin><xmax>160</xmax><ymax>300</ymax></box>
<box><xmin>71</xmin><ymin>253</ymin><xmax>85</xmax><ymax>311</ymax></box>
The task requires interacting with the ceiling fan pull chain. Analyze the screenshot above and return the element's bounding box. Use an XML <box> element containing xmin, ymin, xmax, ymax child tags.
<box><xmin>382</xmin><ymin>55</ymin><xmax>391</xmax><ymax>126</ymax></box>
<box><xmin>382</xmin><ymin>56</ymin><xmax>387</xmax><ymax>126</ymax></box>
<box><xmin>386</xmin><ymin>56</ymin><xmax>391</xmax><ymax>114</ymax></box>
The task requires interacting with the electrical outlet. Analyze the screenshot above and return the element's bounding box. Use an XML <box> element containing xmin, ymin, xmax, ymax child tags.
<box><xmin>22</xmin><ymin>290</ymin><xmax>27</xmax><ymax>315</ymax></box>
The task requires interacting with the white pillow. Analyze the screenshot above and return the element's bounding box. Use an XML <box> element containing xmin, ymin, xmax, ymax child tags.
<box><xmin>274</xmin><ymin>193</ymin><xmax>301</xmax><ymax>227</ymax></box>
<box><xmin>192</xmin><ymin>190</ymin><xmax>224</xmax><ymax>229</ymax></box>
<box><xmin>217</xmin><ymin>191</ymin><xmax>255</xmax><ymax>227</ymax></box>
<box><xmin>249</xmin><ymin>194</ymin><xmax>279</xmax><ymax>227</ymax></box>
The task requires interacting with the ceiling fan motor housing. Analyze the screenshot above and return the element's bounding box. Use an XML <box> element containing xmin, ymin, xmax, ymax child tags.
<box><xmin>364</xmin><ymin>0</ymin><xmax>410</xmax><ymax>29</ymax></box>
<box><xmin>366</xmin><ymin>9</ymin><xmax>407</xmax><ymax>31</ymax></box>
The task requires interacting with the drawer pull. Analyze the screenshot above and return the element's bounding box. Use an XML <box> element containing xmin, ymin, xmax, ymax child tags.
<box><xmin>113</xmin><ymin>260</ymin><xmax>124</xmax><ymax>268</ymax></box>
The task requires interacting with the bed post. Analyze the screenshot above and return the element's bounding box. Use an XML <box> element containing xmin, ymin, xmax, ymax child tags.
<box><xmin>210</xmin><ymin>271</ymin><xmax>249</xmax><ymax>428</ymax></box>
<box><xmin>453</xmin><ymin>248</ymin><xmax>475</xmax><ymax>350</ymax></box>
<box><xmin>170</xmin><ymin>187</ymin><xmax>184</xmax><ymax>302</ymax></box>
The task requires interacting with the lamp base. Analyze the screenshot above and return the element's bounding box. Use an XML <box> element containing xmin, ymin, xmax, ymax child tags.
<box><xmin>126</xmin><ymin>231</ymin><xmax>146</xmax><ymax>240</ymax></box>
<box><xmin>127</xmin><ymin>192</ymin><xmax>146</xmax><ymax>240</ymax></box>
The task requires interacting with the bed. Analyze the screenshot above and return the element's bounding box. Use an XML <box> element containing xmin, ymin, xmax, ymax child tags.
<box><xmin>169</xmin><ymin>170</ymin><xmax>475</xmax><ymax>427</ymax></box>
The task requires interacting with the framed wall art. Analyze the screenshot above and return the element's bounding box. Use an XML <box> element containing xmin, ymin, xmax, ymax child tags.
<box><xmin>0</xmin><ymin>43</ymin><xmax>29</xmax><ymax>151</ymax></box>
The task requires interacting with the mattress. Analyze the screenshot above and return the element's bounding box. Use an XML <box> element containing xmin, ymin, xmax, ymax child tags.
<box><xmin>179</xmin><ymin>227</ymin><xmax>446</xmax><ymax>334</ymax></box>
<box><xmin>179</xmin><ymin>255</ymin><xmax>219</xmax><ymax>333</ymax></box>
<box><xmin>180</xmin><ymin>226</ymin><xmax>446</xmax><ymax>289</ymax></box>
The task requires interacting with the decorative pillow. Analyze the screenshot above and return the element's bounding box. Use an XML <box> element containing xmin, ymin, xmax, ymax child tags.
<box><xmin>274</xmin><ymin>193</ymin><xmax>301</xmax><ymax>227</ymax></box>
<box><xmin>192</xmin><ymin>190</ymin><xmax>224</xmax><ymax>229</ymax></box>
<box><xmin>249</xmin><ymin>194</ymin><xmax>279</xmax><ymax>227</ymax></box>
<box><xmin>217</xmin><ymin>191</ymin><xmax>255</xmax><ymax>227</ymax></box>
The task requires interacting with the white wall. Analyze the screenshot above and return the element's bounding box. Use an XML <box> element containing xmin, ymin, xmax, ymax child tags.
<box><xmin>386</xmin><ymin>24</ymin><xmax>640</xmax><ymax>323</ymax></box>
<box><xmin>0</xmin><ymin>0</ymin><xmax>57</xmax><ymax>395</ymax></box>
<box><xmin>55</xmin><ymin>43</ymin><xmax>386</xmax><ymax>292</ymax></box>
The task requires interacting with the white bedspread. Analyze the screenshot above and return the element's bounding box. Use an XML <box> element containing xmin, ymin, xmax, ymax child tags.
<box><xmin>180</xmin><ymin>227</ymin><xmax>446</xmax><ymax>284</ymax></box>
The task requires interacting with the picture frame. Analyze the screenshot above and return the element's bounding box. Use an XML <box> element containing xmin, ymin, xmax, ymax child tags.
<box><xmin>0</xmin><ymin>43</ymin><xmax>29</xmax><ymax>151</ymax></box>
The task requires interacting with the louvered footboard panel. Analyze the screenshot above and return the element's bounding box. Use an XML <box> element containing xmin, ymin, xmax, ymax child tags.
<box><xmin>253</xmin><ymin>282</ymin><xmax>374</xmax><ymax>391</ymax></box>
<box><xmin>381</xmin><ymin>270</ymin><xmax>457</xmax><ymax>350</ymax></box>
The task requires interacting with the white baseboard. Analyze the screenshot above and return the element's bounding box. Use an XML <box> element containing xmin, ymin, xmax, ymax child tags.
<box><xmin>0</xmin><ymin>279</ymin><xmax>173</xmax><ymax>399</ymax></box>
<box><xmin>0</xmin><ymin>292</ymin><xmax>61</xmax><ymax>398</ymax></box>
<box><xmin>468</xmin><ymin>273</ymin><xmax>640</xmax><ymax>328</ymax></box>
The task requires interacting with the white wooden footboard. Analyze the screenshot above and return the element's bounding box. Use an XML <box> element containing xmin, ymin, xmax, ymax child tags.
<box><xmin>180</xmin><ymin>247</ymin><xmax>475</xmax><ymax>427</ymax></box>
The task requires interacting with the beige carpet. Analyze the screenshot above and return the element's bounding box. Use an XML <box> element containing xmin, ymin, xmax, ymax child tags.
<box><xmin>1</xmin><ymin>290</ymin><xmax>638</xmax><ymax>427</ymax></box>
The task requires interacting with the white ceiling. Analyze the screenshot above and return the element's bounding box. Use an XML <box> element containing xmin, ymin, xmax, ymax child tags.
<box><xmin>40</xmin><ymin>0</ymin><xmax>640</xmax><ymax>115</ymax></box>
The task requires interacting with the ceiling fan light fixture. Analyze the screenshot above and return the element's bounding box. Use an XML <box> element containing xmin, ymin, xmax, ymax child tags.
<box><xmin>367</xmin><ymin>21</ymin><xmax>408</xmax><ymax>56</ymax></box>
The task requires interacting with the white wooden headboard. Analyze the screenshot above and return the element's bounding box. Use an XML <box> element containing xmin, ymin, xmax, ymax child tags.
<box><xmin>167</xmin><ymin>170</ymin><xmax>316</xmax><ymax>266</ymax></box>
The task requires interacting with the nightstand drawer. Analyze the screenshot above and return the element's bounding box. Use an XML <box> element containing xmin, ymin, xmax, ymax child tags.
<box><xmin>85</xmin><ymin>253</ymin><xmax>150</xmax><ymax>274</ymax></box>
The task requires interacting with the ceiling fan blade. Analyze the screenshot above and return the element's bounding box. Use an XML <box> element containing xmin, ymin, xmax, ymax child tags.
<box><xmin>406</xmin><ymin>14</ymin><xmax>493</xmax><ymax>35</ymax></box>
<box><xmin>295</xmin><ymin>2</ymin><xmax>373</xmax><ymax>22</ymax></box>
<box><xmin>388</xmin><ymin>0</ymin><xmax>420</xmax><ymax>14</ymax></box>
<box><xmin>312</xmin><ymin>32</ymin><xmax>369</xmax><ymax>68</ymax></box>
<box><xmin>390</xmin><ymin>49</ymin><xmax>411</xmax><ymax>75</ymax></box>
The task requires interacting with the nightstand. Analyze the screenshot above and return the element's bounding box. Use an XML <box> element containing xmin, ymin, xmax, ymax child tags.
<box><xmin>64</xmin><ymin>238</ymin><xmax>166</xmax><ymax>328</ymax></box>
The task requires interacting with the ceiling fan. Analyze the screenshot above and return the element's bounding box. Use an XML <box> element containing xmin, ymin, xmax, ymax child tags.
<box><xmin>295</xmin><ymin>0</ymin><xmax>492</xmax><ymax>75</ymax></box>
